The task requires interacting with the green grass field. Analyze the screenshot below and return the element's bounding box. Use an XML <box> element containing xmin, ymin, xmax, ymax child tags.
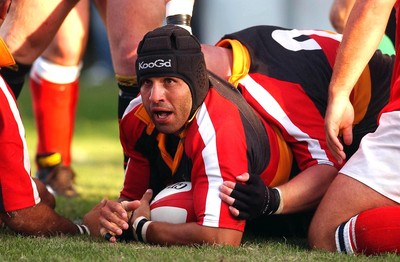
<box><xmin>0</xmin><ymin>76</ymin><xmax>398</xmax><ymax>261</ymax></box>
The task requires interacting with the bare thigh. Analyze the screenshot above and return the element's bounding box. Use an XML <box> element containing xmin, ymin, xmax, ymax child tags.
<box><xmin>106</xmin><ymin>0</ymin><xmax>167</xmax><ymax>76</ymax></box>
<box><xmin>42</xmin><ymin>0</ymin><xmax>90</xmax><ymax>65</ymax></box>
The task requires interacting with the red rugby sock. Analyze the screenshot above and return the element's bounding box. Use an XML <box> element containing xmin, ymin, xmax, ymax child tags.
<box><xmin>30</xmin><ymin>74</ymin><xmax>79</xmax><ymax>167</ymax></box>
<box><xmin>336</xmin><ymin>206</ymin><xmax>400</xmax><ymax>255</ymax></box>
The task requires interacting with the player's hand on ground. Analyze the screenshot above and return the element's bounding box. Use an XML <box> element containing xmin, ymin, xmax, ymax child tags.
<box><xmin>131</xmin><ymin>189</ymin><xmax>153</xmax><ymax>222</ymax></box>
<box><xmin>219</xmin><ymin>173</ymin><xmax>266</xmax><ymax>220</ymax></box>
<box><xmin>99</xmin><ymin>199</ymin><xmax>140</xmax><ymax>243</ymax></box>
<box><xmin>325</xmin><ymin>96</ymin><xmax>354</xmax><ymax>164</ymax></box>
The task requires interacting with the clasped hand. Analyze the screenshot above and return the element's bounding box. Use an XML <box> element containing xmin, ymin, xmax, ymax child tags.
<box><xmin>99</xmin><ymin>189</ymin><xmax>153</xmax><ymax>243</ymax></box>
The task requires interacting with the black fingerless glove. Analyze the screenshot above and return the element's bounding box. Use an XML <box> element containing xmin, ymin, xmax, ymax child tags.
<box><xmin>231</xmin><ymin>174</ymin><xmax>281</xmax><ymax>220</ymax></box>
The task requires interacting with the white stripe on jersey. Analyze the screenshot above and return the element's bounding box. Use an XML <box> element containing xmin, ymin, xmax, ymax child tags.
<box><xmin>196</xmin><ymin>104</ymin><xmax>223</xmax><ymax>227</ymax></box>
<box><xmin>122</xmin><ymin>95</ymin><xmax>143</xmax><ymax>119</ymax></box>
<box><xmin>240</xmin><ymin>75</ymin><xmax>331</xmax><ymax>165</ymax></box>
<box><xmin>0</xmin><ymin>77</ymin><xmax>40</xmax><ymax>203</ymax></box>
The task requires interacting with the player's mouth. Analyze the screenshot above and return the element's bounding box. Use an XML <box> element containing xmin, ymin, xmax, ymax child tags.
<box><xmin>153</xmin><ymin>110</ymin><xmax>173</xmax><ymax>123</ymax></box>
<box><xmin>156</xmin><ymin>111</ymin><xmax>170</xmax><ymax>119</ymax></box>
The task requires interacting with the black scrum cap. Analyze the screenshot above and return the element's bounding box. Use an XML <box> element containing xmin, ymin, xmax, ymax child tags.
<box><xmin>136</xmin><ymin>25</ymin><xmax>209</xmax><ymax>119</ymax></box>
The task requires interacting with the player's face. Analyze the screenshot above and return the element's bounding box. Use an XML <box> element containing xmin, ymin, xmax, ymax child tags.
<box><xmin>141</xmin><ymin>76</ymin><xmax>192</xmax><ymax>134</ymax></box>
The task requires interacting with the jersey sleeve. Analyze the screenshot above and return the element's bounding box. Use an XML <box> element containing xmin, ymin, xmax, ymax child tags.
<box><xmin>119</xmin><ymin>99</ymin><xmax>151</xmax><ymax>200</ymax></box>
<box><xmin>185</xmin><ymin>87</ymin><xmax>269</xmax><ymax>232</ymax></box>
<box><xmin>0</xmin><ymin>78</ymin><xmax>39</xmax><ymax>212</ymax></box>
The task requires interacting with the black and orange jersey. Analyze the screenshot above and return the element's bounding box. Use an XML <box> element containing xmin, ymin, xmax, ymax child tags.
<box><xmin>218</xmin><ymin>25</ymin><xmax>393</xmax><ymax>171</ymax></box>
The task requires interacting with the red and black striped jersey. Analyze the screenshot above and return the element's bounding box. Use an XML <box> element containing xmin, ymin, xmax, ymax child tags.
<box><xmin>218</xmin><ymin>25</ymin><xmax>392</xmax><ymax>171</ymax></box>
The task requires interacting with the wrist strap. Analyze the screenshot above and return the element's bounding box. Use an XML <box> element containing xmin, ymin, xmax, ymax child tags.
<box><xmin>132</xmin><ymin>216</ymin><xmax>152</xmax><ymax>243</ymax></box>
<box><xmin>76</xmin><ymin>224</ymin><xmax>90</xmax><ymax>235</ymax></box>
<box><xmin>262</xmin><ymin>187</ymin><xmax>282</xmax><ymax>215</ymax></box>
<box><xmin>273</xmin><ymin>187</ymin><xmax>284</xmax><ymax>214</ymax></box>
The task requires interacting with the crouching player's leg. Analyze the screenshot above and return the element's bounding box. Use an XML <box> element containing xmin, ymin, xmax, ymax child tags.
<box><xmin>308</xmin><ymin>174</ymin><xmax>399</xmax><ymax>255</ymax></box>
<box><xmin>309</xmin><ymin>114</ymin><xmax>400</xmax><ymax>255</ymax></box>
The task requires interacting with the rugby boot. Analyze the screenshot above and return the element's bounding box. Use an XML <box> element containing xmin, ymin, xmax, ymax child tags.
<box><xmin>35</xmin><ymin>152</ymin><xmax>79</xmax><ymax>198</ymax></box>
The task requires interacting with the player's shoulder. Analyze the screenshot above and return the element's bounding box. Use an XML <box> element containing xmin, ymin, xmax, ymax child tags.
<box><xmin>120</xmin><ymin>97</ymin><xmax>149</xmax><ymax>143</ymax></box>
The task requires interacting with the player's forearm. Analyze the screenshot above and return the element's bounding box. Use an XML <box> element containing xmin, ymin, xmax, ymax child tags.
<box><xmin>277</xmin><ymin>164</ymin><xmax>338</xmax><ymax>214</ymax></box>
<box><xmin>143</xmin><ymin>221</ymin><xmax>242</xmax><ymax>246</ymax></box>
<box><xmin>329</xmin><ymin>0</ymin><xmax>393</xmax><ymax>98</ymax></box>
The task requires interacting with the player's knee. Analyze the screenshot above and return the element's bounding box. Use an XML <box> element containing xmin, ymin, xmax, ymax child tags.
<box><xmin>42</xmin><ymin>42</ymin><xmax>85</xmax><ymax>65</ymax></box>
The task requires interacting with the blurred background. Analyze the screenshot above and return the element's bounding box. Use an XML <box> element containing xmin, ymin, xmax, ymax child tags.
<box><xmin>193</xmin><ymin>0</ymin><xmax>333</xmax><ymax>44</ymax></box>
<box><xmin>84</xmin><ymin>0</ymin><xmax>334</xmax><ymax>81</ymax></box>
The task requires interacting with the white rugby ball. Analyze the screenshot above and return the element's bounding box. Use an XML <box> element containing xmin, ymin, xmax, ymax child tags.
<box><xmin>150</xmin><ymin>181</ymin><xmax>196</xmax><ymax>224</ymax></box>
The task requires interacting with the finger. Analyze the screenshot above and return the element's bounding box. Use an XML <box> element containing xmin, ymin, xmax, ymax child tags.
<box><xmin>100</xmin><ymin>227</ymin><xmax>117</xmax><ymax>243</ymax></box>
<box><xmin>100</xmin><ymin>206</ymin><xmax>128</xmax><ymax>226</ymax></box>
<box><xmin>235</xmin><ymin>172</ymin><xmax>250</xmax><ymax>183</ymax></box>
<box><xmin>120</xmin><ymin>201</ymin><xmax>129</xmax><ymax>210</ymax></box>
<box><xmin>99</xmin><ymin>227</ymin><xmax>108</xmax><ymax>237</ymax></box>
<box><xmin>99</xmin><ymin>210</ymin><xmax>128</xmax><ymax>233</ymax></box>
<box><xmin>246</xmin><ymin>173</ymin><xmax>260</xmax><ymax>185</ymax></box>
<box><xmin>102</xmin><ymin>200</ymin><xmax>129</xmax><ymax>220</ymax></box>
<box><xmin>222</xmin><ymin>180</ymin><xmax>236</xmax><ymax>190</ymax></box>
<box><xmin>228</xmin><ymin>206</ymin><xmax>241</xmax><ymax>218</ymax></box>
<box><xmin>231</xmin><ymin>182</ymin><xmax>254</xmax><ymax>199</ymax></box>
<box><xmin>326</xmin><ymin>136</ymin><xmax>345</xmax><ymax>164</ymax></box>
<box><xmin>341</xmin><ymin>126</ymin><xmax>353</xmax><ymax>146</ymax></box>
<box><xmin>121</xmin><ymin>200</ymin><xmax>141</xmax><ymax>212</ymax></box>
<box><xmin>234</xmin><ymin>207</ymin><xmax>250</xmax><ymax>220</ymax></box>
<box><xmin>219</xmin><ymin>184</ymin><xmax>233</xmax><ymax>196</ymax></box>
<box><xmin>231</xmin><ymin>198</ymin><xmax>250</xmax><ymax>213</ymax></box>
<box><xmin>230</xmin><ymin>187</ymin><xmax>251</xmax><ymax>204</ymax></box>
<box><xmin>141</xmin><ymin>189</ymin><xmax>153</xmax><ymax>203</ymax></box>
<box><xmin>219</xmin><ymin>191</ymin><xmax>235</xmax><ymax>206</ymax></box>
<box><xmin>237</xmin><ymin>213</ymin><xmax>249</xmax><ymax>220</ymax></box>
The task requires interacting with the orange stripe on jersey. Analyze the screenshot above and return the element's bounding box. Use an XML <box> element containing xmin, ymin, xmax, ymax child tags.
<box><xmin>156</xmin><ymin>133</ymin><xmax>184</xmax><ymax>175</ymax></box>
<box><xmin>0</xmin><ymin>37</ymin><xmax>15</xmax><ymax>67</ymax></box>
<box><xmin>350</xmin><ymin>66</ymin><xmax>372</xmax><ymax>125</ymax></box>
<box><xmin>134</xmin><ymin>104</ymin><xmax>156</xmax><ymax>135</ymax></box>
<box><xmin>135</xmin><ymin>104</ymin><xmax>185</xmax><ymax>174</ymax></box>
<box><xmin>268</xmin><ymin>125</ymin><xmax>293</xmax><ymax>187</ymax></box>
<box><xmin>261</xmin><ymin>123</ymin><xmax>293</xmax><ymax>187</ymax></box>
<box><xmin>216</xmin><ymin>39</ymin><xmax>250</xmax><ymax>87</ymax></box>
